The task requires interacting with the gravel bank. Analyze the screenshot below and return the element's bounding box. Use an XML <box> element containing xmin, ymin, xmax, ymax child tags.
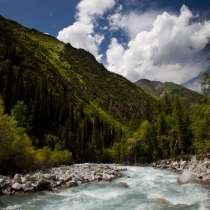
<box><xmin>0</xmin><ymin>164</ymin><xmax>126</xmax><ymax>196</ymax></box>
<box><xmin>152</xmin><ymin>155</ymin><xmax>210</xmax><ymax>184</ymax></box>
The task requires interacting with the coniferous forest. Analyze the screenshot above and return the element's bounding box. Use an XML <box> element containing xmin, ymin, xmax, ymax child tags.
<box><xmin>0</xmin><ymin>15</ymin><xmax>210</xmax><ymax>174</ymax></box>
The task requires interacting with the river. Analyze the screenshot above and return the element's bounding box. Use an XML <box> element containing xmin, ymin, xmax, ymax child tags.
<box><xmin>0</xmin><ymin>166</ymin><xmax>210</xmax><ymax>210</ymax></box>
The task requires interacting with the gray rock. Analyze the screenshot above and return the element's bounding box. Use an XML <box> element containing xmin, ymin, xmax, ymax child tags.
<box><xmin>102</xmin><ymin>174</ymin><xmax>112</xmax><ymax>182</ymax></box>
<box><xmin>13</xmin><ymin>174</ymin><xmax>22</xmax><ymax>183</ymax></box>
<box><xmin>66</xmin><ymin>181</ymin><xmax>78</xmax><ymax>187</ymax></box>
<box><xmin>21</xmin><ymin>176</ymin><xmax>27</xmax><ymax>184</ymax></box>
<box><xmin>22</xmin><ymin>182</ymin><xmax>34</xmax><ymax>192</ymax></box>
<box><xmin>177</xmin><ymin>171</ymin><xmax>196</xmax><ymax>184</ymax></box>
<box><xmin>0</xmin><ymin>164</ymin><xmax>125</xmax><ymax>196</ymax></box>
<box><xmin>2</xmin><ymin>188</ymin><xmax>12</xmax><ymax>195</ymax></box>
<box><xmin>119</xmin><ymin>182</ymin><xmax>129</xmax><ymax>188</ymax></box>
<box><xmin>12</xmin><ymin>183</ymin><xmax>22</xmax><ymax>191</ymax></box>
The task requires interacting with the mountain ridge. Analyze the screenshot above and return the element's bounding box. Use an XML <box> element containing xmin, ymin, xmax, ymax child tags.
<box><xmin>0</xmin><ymin>15</ymin><xmax>156</xmax><ymax>163</ymax></box>
<box><xmin>135</xmin><ymin>78</ymin><xmax>206</xmax><ymax>105</ymax></box>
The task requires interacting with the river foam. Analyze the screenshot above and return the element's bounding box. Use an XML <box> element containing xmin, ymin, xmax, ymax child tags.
<box><xmin>0</xmin><ymin>166</ymin><xmax>210</xmax><ymax>210</ymax></box>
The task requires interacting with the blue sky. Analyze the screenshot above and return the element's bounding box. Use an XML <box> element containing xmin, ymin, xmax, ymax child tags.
<box><xmin>0</xmin><ymin>0</ymin><xmax>210</xmax><ymax>36</ymax></box>
<box><xmin>0</xmin><ymin>0</ymin><xmax>77</xmax><ymax>35</ymax></box>
<box><xmin>1</xmin><ymin>0</ymin><xmax>210</xmax><ymax>89</ymax></box>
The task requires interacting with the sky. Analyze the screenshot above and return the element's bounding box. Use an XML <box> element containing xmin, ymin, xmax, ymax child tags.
<box><xmin>1</xmin><ymin>0</ymin><xmax>210</xmax><ymax>88</ymax></box>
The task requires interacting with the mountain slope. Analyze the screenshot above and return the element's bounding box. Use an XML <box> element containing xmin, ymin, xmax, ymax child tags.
<box><xmin>135</xmin><ymin>79</ymin><xmax>206</xmax><ymax>105</ymax></box>
<box><xmin>183</xmin><ymin>68</ymin><xmax>210</xmax><ymax>93</ymax></box>
<box><xmin>183</xmin><ymin>44</ymin><xmax>210</xmax><ymax>92</ymax></box>
<box><xmin>0</xmin><ymin>15</ymin><xmax>156</xmax><ymax>162</ymax></box>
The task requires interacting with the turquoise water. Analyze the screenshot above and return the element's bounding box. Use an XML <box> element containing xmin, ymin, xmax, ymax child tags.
<box><xmin>0</xmin><ymin>167</ymin><xmax>210</xmax><ymax>210</ymax></box>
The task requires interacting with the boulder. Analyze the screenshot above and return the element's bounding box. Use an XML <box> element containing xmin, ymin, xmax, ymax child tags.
<box><xmin>2</xmin><ymin>188</ymin><xmax>12</xmax><ymax>195</ymax></box>
<box><xmin>66</xmin><ymin>181</ymin><xmax>78</xmax><ymax>187</ymax></box>
<box><xmin>102</xmin><ymin>174</ymin><xmax>112</xmax><ymax>182</ymax></box>
<box><xmin>22</xmin><ymin>182</ymin><xmax>34</xmax><ymax>192</ymax></box>
<box><xmin>177</xmin><ymin>171</ymin><xmax>196</xmax><ymax>184</ymax></box>
<box><xmin>12</xmin><ymin>183</ymin><xmax>22</xmax><ymax>191</ymax></box>
<box><xmin>201</xmin><ymin>174</ymin><xmax>210</xmax><ymax>182</ymax></box>
<box><xmin>119</xmin><ymin>182</ymin><xmax>129</xmax><ymax>188</ymax></box>
<box><xmin>21</xmin><ymin>177</ymin><xmax>27</xmax><ymax>184</ymax></box>
<box><xmin>13</xmin><ymin>174</ymin><xmax>22</xmax><ymax>183</ymax></box>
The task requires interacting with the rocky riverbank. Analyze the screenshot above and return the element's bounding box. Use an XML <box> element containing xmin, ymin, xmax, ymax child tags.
<box><xmin>0</xmin><ymin>164</ymin><xmax>126</xmax><ymax>196</ymax></box>
<box><xmin>152</xmin><ymin>155</ymin><xmax>210</xmax><ymax>184</ymax></box>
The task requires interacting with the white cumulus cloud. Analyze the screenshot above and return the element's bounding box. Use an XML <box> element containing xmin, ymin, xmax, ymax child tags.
<box><xmin>106</xmin><ymin>5</ymin><xmax>210</xmax><ymax>84</ymax></box>
<box><xmin>108</xmin><ymin>10</ymin><xmax>160</xmax><ymax>39</ymax></box>
<box><xmin>57</xmin><ymin>0</ymin><xmax>116</xmax><ymax>61</ymax></box>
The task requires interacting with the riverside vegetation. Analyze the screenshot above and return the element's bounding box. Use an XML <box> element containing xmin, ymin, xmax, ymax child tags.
<box><xmin>0</xmin><ymin>15</ymin><xmax>210</xmax><ymax>177</ymax></box>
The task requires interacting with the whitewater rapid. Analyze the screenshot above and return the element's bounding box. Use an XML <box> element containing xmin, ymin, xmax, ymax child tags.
<box><xmin>0</xmin><ymin>166</ymin><xmax>210</xmax><ymax>210</ymax></box>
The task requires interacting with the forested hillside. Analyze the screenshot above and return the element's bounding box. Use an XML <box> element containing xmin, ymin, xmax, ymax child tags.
<box><xmin>0</xmin><ymin>15</ymin><xmax>156</xmax><ymax>173</ymax></box>
<box><xmin>0</xmin><ymin>15</ymin><xmax>210</xmax><ymax>173</ymax></box>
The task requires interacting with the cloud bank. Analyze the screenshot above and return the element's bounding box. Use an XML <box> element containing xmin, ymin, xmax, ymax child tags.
<box><xmin>107</xmin><ymin>5</ymin><xmax>210</xmax><ymax>83</ymax></box>
<box><xmin>58</xmin><ymin>2</ymin><xmax>210</xmax><ymax>85</ymax></box>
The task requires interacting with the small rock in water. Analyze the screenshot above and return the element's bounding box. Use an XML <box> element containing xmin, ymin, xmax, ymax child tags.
<box><xmin>158</xmin><ymin>198</ymin><xmax>171</xmax><ymax>204</ymax></box>
<box><xmin>119</xmin><ymin>182</ymin><xmax>129</xmax><ymax>188</ymax></box>
<box><xmin>177</xmin><ymin>171</ymin><xmax>196</xmax><ymax>184</ymax></box>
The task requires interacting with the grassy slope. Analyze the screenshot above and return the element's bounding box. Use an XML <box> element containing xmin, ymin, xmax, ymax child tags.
<box><xmin>0</xmin><ymin>15</ymin><xmax>156</xmax><ymax>133</ymax></box>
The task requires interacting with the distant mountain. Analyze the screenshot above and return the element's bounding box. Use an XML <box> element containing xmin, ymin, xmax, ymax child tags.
<box><xmin>183</xmin><ymin>44</ymin><xmax>210</xmax><ymax>93</ymax></box>
<box><xmin>183</xmin><ymin>69</ymin><xmax>210</xmax><ymax>93</ymax></box>
<box><xmin>135</xmin><ymin>79</ymin><xmax>206</xmax><ymax>105</ymax></box>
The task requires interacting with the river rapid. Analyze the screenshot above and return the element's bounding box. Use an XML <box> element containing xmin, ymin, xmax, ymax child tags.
<box><xmin>0</xmin><ymin>166</ymin><xmax>210</xmax><ymax>210</ymax></box>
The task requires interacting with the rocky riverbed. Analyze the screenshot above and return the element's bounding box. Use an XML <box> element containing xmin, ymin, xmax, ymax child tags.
<box><xmin>152</xmin><ymin>155</ymin><xmax>210</xmax><ymax>184</ymax></box>
<box><xmin>0</xmin><ymin>164</ymin><xmax>126</xmax><ymax>196</ymax></box>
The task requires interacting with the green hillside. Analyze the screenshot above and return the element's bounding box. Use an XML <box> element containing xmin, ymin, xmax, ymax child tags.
<box><xmin>0</xmin><ymin>15</ymin><xmax>156</xmax><ymax>170</ymax></box>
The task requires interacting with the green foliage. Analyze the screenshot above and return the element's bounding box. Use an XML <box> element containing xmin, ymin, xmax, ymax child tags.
<box><xmin>0</xmin><ymin>98</ymin><xmax>72</xmax><ymax>174</ymax></box>
<box><xmin>126</xmin><ymin>96</ymin><xmax>197</xmax><ymax>163</ymax></box>
<box><xmin>191</xmin><ymin>104</ymin><xmax>210</xmax><ymax>154</ymax></box>
<box><xmin>126</xmin><ymin>120</ymin><xmax>153</xmax><ymax>163</ymax></box>
<box><xmin>11</xmin><ymin>101</ymin><xmax>29</xmax><ymax>130</ymax></box>
<box><xmin>34</xmin><ymin>147</ymin><xmax>72</xmax><ymax>168</ymax></box>
<box><xmin>0</xmin><ymin>98</ymin><xmax>34</xmax><ymax>173</ymax></box>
